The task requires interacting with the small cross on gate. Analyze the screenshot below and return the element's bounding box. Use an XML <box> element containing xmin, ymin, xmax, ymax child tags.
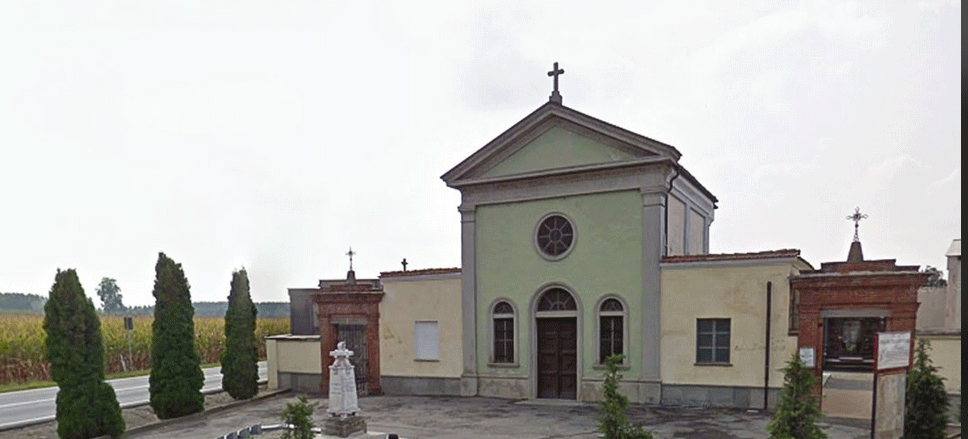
<box><xmin>547</xmin><ymin>62</ymin><xmax>564</xmax><ymax>103</ymax></box>
<box><xmin>845</xmin><ymin>207</ymin><xmax>868</xmax><ymax>242</ymax></box>
<box><xmin>401</xmin><ymin>258</ymin><xmax>408</xmax><ymax>271</ymax></box>
<box><xmin>346</xmin><ymin>247</ymin><xmax>356</xmax><ymax>271</ymax></box>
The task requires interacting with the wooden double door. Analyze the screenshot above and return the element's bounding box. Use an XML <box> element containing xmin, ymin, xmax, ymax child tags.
<box><xmin>537</xmin><ymin>317</ymin><xmax>577</xmax><ymax>399</ymax></box>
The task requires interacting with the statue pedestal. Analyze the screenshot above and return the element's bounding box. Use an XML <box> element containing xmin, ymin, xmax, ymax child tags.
<box><xmin>324</xmin><ymin>341</ymin><xmax>366</xmax><ymax>437</ymax></box>
<box><xmin>322</xmin><ymin>415</ymin><xmax>367</xmax><ymax>437</ymax></box>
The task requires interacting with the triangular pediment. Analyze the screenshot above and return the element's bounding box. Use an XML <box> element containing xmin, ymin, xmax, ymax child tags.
<box><xmin>442</xmin><ymin>102</ymin><xmax>682</xmax><ymax>186</ymax></box>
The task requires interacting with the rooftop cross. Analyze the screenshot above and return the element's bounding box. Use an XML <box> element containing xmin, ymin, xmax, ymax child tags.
<box><xmin>401</xmin><ymin>258</ymin><xmax>408</xmax><ymax>271</ymax></box>
<box><xmin>547</xmin><ymin>62</ymin><xmax>564</xmax><ymax>104</ymax></box>
<box><xmin>845</xmin><ymin>207</ymin><xmax>868</xmax><ymax>242</ymax></box>
<box><xmin>346</xmin><ymin>247</ymin><xmax>356</xmax><ymax>271</ymax></box>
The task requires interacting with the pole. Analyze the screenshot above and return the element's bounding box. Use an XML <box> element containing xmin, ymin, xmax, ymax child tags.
<box><xmin>870</xmin><ymin>332</ymin><xmax>879</xmax><ymax>439</ymax></box>
<box><xmin>764</xmin><ymin>281</ymin><xmax>772</xmax><ymax>410</ymax></box>
<box><xmin>126</xmin><ymin>317</ymin><xmax>134</xmax><ymax>371</ymax></box>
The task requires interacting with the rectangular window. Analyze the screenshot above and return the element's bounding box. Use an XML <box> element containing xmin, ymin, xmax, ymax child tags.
<box><xmin>414</xmin><ymin>321</ymin><xmax>439</xmax><ymax>360</ymax></box>
<box><xmin>493</xmin><ymin>318</ymin><xmax>514</xmax><ymax>363</ymax></box>
<box><xmin>696</xmin><ymin>318</ymin><xmax>730</xmax><ymax>364</ymax></box>
<box><xmin>789</xmin><ymin>289</ymin><xmax>799</xmax><ymax>335</ymax></box>
<box><xmin>599</xmin><ymin>315</ymin><xmax>624</xmax><ymax>363</ymax></box>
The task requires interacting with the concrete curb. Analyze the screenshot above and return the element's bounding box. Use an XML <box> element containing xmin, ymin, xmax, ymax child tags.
<box><xmin>118</xmin><ymin>387</ymin><xmax>290</xmax><ymax>439</ymax></box>
<box><xmin>0</xmin><ymin>379</ymin><xmax>273</xmax><ymax>434</ymax></box>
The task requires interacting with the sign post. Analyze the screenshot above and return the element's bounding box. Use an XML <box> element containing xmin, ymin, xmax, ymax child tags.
<box><xmin>871</xmin><ymin>331</ymin><xmax>911</xmax><ymax>439</ymax></box>
<box><xmin>124</xmin><ymin>316</ymin><xmax>134</xmax><ymax>372</ymax></box>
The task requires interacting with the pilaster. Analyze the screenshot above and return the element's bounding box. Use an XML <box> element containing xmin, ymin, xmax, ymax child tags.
<box><xmin>640</xmin><ymin>191</ymin><xmax>665</xmax><ymax>385</ymax></box>
<box><xmin>459</xmin><ymin>204</ymin><xmax>479</xmax><ymax>396</ymax></box>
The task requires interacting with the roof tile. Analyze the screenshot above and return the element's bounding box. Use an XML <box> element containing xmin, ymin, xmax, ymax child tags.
<box><xmin>661</xmin><ymin>249</ymin><xmax>801</xmax><ymax>263</ymax></box>
<box><xmin>380</xmin><ymin>267</ymin><xmax>461</xmax><ymax>278</ymax></box>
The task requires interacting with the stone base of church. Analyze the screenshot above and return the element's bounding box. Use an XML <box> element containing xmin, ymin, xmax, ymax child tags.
<box><xmin>477</xmin><ymin>375</ymin><xmax>529</xmax><ymax>399</ymax></box>
<box><xmin>660</xmin><ymin>384</ymin><xmax>781</xmax><ymax>410</ymax></box>
<box><xmin>460</xmin><ymin>375</ymin><xmax>478</xmax><ymax>396</ymax></box>
<box><xmin>469</xmin><ymin>376</ymin><xmax>776</xmax><ymax>409</ymax></box>
<box><xmin>322</xmin><ymin>415</ymin><xmax>367</xmax><ymax>438</ymax></box>
<box><xmin>579</xmin><ymin>379</ymin><xmax>661</xmax><ymax>404</ymax></box>
<box><xmin>381</xmin><ymin>376</ymin><xmax>461</xmax><ymax>396</ymax></box>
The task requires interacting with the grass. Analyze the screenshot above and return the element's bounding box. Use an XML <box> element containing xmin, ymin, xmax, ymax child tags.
<box><xmin>0</xmin><ymin>362</ymin><xmax>224</xmax><ymax>394</ymax></box>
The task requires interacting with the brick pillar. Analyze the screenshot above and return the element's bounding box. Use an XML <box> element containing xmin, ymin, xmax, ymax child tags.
<box><xmin>796</xmin><ymin>306</ymin><xmax>824</xmax><ymax>399</ymax></box>
<box><xmin>319</xmin><ymin>315</ymin><xmax>334</xmax><ymax>395</ymax></box>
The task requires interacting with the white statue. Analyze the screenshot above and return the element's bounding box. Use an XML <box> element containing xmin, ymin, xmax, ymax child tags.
<box><xmin>327</xmin><ymin>341</ymin><xmax>359</xmax><ymax>417</ymax></box>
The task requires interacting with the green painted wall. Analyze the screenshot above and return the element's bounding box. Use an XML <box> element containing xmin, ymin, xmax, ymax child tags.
<box><xmin>475</xmin><ymin>190</ymin><xmax>644</xmax><ymax>380</ymax></box>
<box><xmin>482</xmin><ymin>126</ymin><xmax>638</xmax><ymax>177</ymax></box>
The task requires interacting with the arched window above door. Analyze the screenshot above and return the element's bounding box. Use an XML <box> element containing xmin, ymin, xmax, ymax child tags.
<box><xmin>537</xmin><ymin>288</ymin><xmax>577</xmax><ymax>312</ymax></box>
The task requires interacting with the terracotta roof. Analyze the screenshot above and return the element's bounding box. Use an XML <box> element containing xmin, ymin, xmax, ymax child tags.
<box><xmin>380</xmin><ymin>267</ymin><xmax>461</xmax><ymax>278</ymax></box>
<box><xmin>661</xmin><ymin>249</ymin><xmax>801</xmax><ymax>263</ymax></box>
<box><xmin>318</xmin><ymin>283</ymin><xmax>382</xmax><ymax>293</ymax></box>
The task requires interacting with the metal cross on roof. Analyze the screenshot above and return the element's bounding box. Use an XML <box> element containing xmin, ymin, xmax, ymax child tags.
<box><xmin>401</xmin><ymin>258</ymin><xmax>408</xmax><ymax>271</ymax></box>
<box><xmin>346</xmin><ymin>247</ymin><xmax>356</xmax><ymax>271</ymax></box>
<box><xmin>547</xmin><ymin>62</ymin><xmax>564</xmax><ymax>103</ymax></box>
<box><xmin>846</xmin><ymin>207</ymin><xmax>868</xmax><ymax>242</ymax></box>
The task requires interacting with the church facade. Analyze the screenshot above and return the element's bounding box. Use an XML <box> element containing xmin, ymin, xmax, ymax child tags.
<box><xmin>268</xmin><ymin>81</ymin><xmax>946</xmax><ymax>409</ymax></box>
<box><xmin>439</xmin><ymin>97</ymin><xmax>718</xmax><ymax>402</ymax></box>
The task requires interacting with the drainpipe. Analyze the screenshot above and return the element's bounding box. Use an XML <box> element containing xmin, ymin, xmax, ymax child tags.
<box><xmin>764</xmin><ymin>281</ymin><xmax>772</xmax><ymax>410</ymax></box>
<box><xmin>664</xmin><ymin>163</ymin><xmax>681</xmax><ymax>256</ymax></box>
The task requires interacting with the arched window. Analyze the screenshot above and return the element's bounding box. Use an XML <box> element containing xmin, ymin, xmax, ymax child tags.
<box><xmin>492</xmin><ymin>301</ymin><xmax>515</xmax><ymax>363</ymax></box>
<box><xmin>537</xmin><ymin>288</ymin><xmax>577</xmax><ymax>312</ymax></box>
<box><xmin>598</xmin><ymin>298</ymin><xmax>625</xmax><ymax>363</ymax></box>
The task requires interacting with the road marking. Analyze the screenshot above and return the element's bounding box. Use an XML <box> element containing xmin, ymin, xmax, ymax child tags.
<box><xmin>0</xmin><ymin>398</ymin><xmax>52</xmax><ymax>409</ymax></box>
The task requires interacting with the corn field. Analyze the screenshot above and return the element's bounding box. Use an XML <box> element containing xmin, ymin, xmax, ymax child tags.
<box><xmin>0</xmin><ymin>314</ymin><xmax>290</xmax><ymax>385</ymax></box>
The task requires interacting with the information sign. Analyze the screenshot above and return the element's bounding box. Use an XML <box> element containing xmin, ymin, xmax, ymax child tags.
<box><xmin>876</xmin><ymin>331</ymin><xmax>911</xmax><ymax>371</ymax></box>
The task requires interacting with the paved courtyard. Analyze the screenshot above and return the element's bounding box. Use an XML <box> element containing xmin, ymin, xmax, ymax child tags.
<box><xmin>128</xmin><ymin>393</ymin><xmax>872</xmax><ymax>439</ymax></box>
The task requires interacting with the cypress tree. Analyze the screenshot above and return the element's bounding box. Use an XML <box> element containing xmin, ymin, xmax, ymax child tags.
<box><xmin>148</xmin><ymin>252</ymin><xmax>204</xmax><ymax>418</ymax></box>
<box><xmin>767</xmin><ymin>354</ymin><xmax>827</xmax><ymax>439</ymax></box>
<box><xmin>221</xmin><ymin>267</ymin><xmax>259</xmax><ymax>399</ymax></box>
<box><xmin>904</xmin><ymin>338</ymin><xmax>949</xmax><ymax>439</ymax></box>
<box><xmin>43</xmin><ymin>269</ymin><xmax>125</xmax><ymax>439</ymax></box>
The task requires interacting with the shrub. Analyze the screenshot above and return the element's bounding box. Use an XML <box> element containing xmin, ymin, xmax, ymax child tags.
<box><xmin>768</xmin><ymin>354</ymin><xmax>827</xmax><ymax>439</ymax></box>
<box><xmin>598</xmin><ymin>354</ymin><xmax>653</xmax><ymax>439</ymax></box>
<box><xmin>148</xmin><ymin>252</ymin><xmax>205</xmax><ymax>419</ymax></box>
<box><xmin>904</xmin><ymin>338</ymin><xmax>949</xmax><ymax>439</ymax></box>
<box><xmin>281</xmin><ymin>395</ymin><xmax>318</xmax><ymax>439</ymax></box>
<box><xmin>43</xmin><ymin>269</ymin><xmax>125</xmax><ymax>439</ymax></box>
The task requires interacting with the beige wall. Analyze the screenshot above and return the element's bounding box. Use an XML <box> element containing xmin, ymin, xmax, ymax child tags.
<box><xmin>265</xmin><ymin>336</ymin><xmax>321</xmax><ymax>390</ymax></box>
<box><xmin>945</xmin><ymin>252</ymin><xmax>960</xmax><ymax>329</ymax></box>
<box><xmin>917</xmin><ymin>334</ymin><xmax>961</xmax><ymax>395</ymax></box>
<box><xmin>380</xmin><ymin>273</ymin><xmax>463</xmax><ymax>378</ymax></box>
<box><xmin>687</xmin><ymin>208</ymin><xmax>705</xmax><ymax>255</ymax></box>
<box><xmin>660</xmin><ymin>259</ymin><xmax>808</xmax><ymax>389</ymax></box>
<box><xmin>917</xmin><ymin>286</ymin><xmax>948</xmax><ymax>330</ymax></box>
<box><xmin>667</xmin><ymin>194</ymin><xmax>686</xmax><ymax>256</ymax></box>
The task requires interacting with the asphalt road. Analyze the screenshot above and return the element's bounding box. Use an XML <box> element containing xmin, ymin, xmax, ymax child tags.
<box><xmin>0</xmin><ymin>361</ymin><xmax>267</xmax><ymax>431</ymax></box>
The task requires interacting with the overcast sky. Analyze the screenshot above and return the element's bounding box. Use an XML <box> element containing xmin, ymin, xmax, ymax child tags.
<box><xmin>0</xmin><ymin>1</ymin><xmax>960</xmax><ymax>307</ymax></box>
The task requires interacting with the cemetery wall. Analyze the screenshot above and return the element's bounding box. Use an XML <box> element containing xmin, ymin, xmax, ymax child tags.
<box><xmin>659</xmin><ymin>257</ymin><xmax>809</xmax><ymax>408</ymax></box>
<box><xmin>265</xmin><ymin>335</ymin><xmax>322</xmax><ymax>393</ymax></box>
<box><xmin>379</xmin><ymin>272</ymin><xmax>463</xmax><ymax>395</ymax></box>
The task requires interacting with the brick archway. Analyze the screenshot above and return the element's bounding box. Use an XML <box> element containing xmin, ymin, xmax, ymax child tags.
<box><xmin>315</xmin><ymin>285</ymin><xmax>384</xmax><ymax>396</ymax></box>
